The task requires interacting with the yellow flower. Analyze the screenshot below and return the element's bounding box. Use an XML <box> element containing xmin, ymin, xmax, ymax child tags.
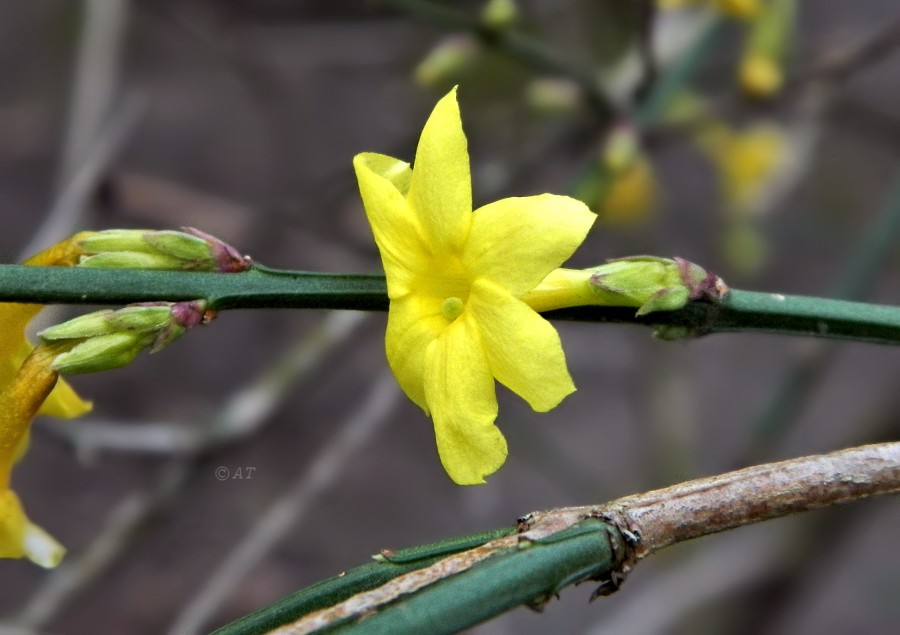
<box><xmin>2</xmin><ymin>244</ymin><xmax>91</xmax><ymax>424</ymax></box>
<box><xmin>696</xmin><ymin>122</ymin><xmax>787</xmax><ymax>215</ymax></box>
<box><xmin>739</xmin><ymin>53</ymin><xmax>782</xmax><ymax>98</ymax></box>
<box><xmin>600</xmin><ymin>158</ymin><xmax>659</xmax><ymax>226</ymax></box>
<box><xmin>0</xmin><ymin>239</ymin><xmax>91</xmax><ymax>566</ymax></box>
<box><xmin>354</xmin><ymin>89</ymin><xmax>595</xmax><ymax>484</ymax></box>
<box><xmin>0</xmin><ymin>345</ymin><xmax>71</xmax><ymax>567</ymax></box>
<box><xmin>657</xmin><ymin>0</ymin><xmax>760</xmax><ymax>20</ymax></box>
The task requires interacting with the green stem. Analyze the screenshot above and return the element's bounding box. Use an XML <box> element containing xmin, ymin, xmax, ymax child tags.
<box><xmin>211</xmin><ymin>520</ymin><xmax>621</xmax><ymax>635</ymax></box>
<box><xmin>0</xmin><ymin>264</ymin><xmax>388</xmax><ymax>312</ymax></box>
<box><xmin>1</xmin><ymin>264</ymin><xmax>899</xmax><ymax>346</ymax></box>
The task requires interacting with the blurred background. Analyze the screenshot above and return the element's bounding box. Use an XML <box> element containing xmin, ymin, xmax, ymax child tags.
<box><xmin>0</xmin><ymin>1</ymin><xmax>899</xmax><ymax>633</ymax></box>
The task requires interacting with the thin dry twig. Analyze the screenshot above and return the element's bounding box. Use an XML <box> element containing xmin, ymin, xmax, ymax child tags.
<box><xmin>784</xmin><ymin>14</ymin><xmax>900</xmax><ymax>93</ymax></box>
<box><xmin>14</xmin><ymin>312</ymin><xmax>367</xmax><ymax>630</ymax></box>
<box><xmin>166</xmin><ymin>373</ymin><xmax>402</xmax><ymax>635</ymax></box>
<box><xmin>524</xmin><ymin>442</ymin><xmax>900</xmax><ymax>559</ymax></box>
<box><xmin>21</xmin><ymin>0</ymin><xmax>134</xmax><ymax>258</ymax></box>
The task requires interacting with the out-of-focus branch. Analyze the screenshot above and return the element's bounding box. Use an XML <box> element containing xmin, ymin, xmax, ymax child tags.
<box><xmin>21</xmin><ymin>0</ymin><xmax>133</xmax><ymax>258</ymax></box>
<box><xmin>381</xmin><ymin>0</ymin><xmax>617</xmax><ymax>121</ymax></box>
<box><xmin>784</xmin><ymin>14</ymin><xmax>900</xmax><ymax>93</ymax></box>
<box><xmin>14</xmin><ymin>312</ymin><xmax>367</xmax><ymax>630</ymax></box>
<box><xmin>167</xmin><ymin>373</ymin><xmax>401</xmax><ymax>635</ymax></box>
<box><xmin>45</xmin><ymin>311</ymin><xmax>367</xmax><ymax>457</ymax></box>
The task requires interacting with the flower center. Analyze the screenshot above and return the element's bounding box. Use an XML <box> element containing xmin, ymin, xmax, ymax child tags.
<box><xmin>441</xmin><ymin>296</ymin><xmax>465</xmax><ymax>322</ymax></box>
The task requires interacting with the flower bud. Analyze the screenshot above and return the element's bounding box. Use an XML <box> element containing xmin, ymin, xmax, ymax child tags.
<box><xmin>602</xmin><ymin>125</ymin><xmax>640</xmax><ymax>174</ymax></box>
<box><xmin>414</xmin><ymin>36</ymin><xmax>480</xmax><ymax>88</ymax></box>
<box><xmin>525</xmin><ymin>78</ymin><xmax>582</xmax><ymax>117</ymax></box>
<box><xmin>718</xmin><ymin>0</ymin><xmax>760</xmax><ymax>20</ymax></box>
<box><xmin>76</xmin><ymin>228</ymin><xmax>250</xmax><ymax>272</ymax></box>
<box><xmin>481</xmin><ymin>0</ymin><xmax>519</xmax><ymax>30</ymax></box>
<box><xmin>77</xmin><ymin>251</ymin><xmax>187</xmax><ymax>270</ymax></box>
<box><xmin>739</xmin><ymin>0</ymin><xmax>795</xmax><ymax>99</ymax></box>
<box><xmin>50</xmin><ymin>332</ymin><xmax>151</xmax><ymax>374</ymax></box>
<box><xmin>523</xmin><ymin>257</ymin><xmax>728</xmax><ymax>315</ymax></box>
<box><xmin>39</xmin><ymin>300</ymin><xmax>212</xmax><ymax>374</ymax></box>
<box><xmin>38</xmin><ymin>310</ymin><xmax>117</xmax><ymax>341</ymax></box>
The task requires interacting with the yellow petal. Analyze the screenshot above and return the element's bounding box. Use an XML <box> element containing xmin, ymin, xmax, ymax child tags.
<box><xmin>424</xmin><ymin>315</ymin><xmax>506</xmax><ymax>484</ymax></box>
<box><xmin>407</xmin><ymin>87</ymin><xmax>472</xmax><ymax>255</ymax></box>
<box><xmin>39</xmin><ymin>378</ymin><xmax>92</xmax><ymax>419</ymax></box>
<box><xmin>354</xmin><ymin>153</ymin><xmax>430</xmax><ymax>299</ymax></box>
<box><xmin>23</xmin><ymin>234</ymin><xmax>87</xmax><ymax>268</ymax></box>
<box><xmin>0</xmin><ymin>315</ymin><xmax>90</xmax><ymax>420</ymax></box>
<box><xmin>0</xmin><ymin>345</ymin><xmax>60</xmax><ymax>482</ymax></box>
<box><xmin>356</xmin><ymin>152</ymin><xmax>413</xmax><ymax>196</ymax></box>
<box><xmin>385</xmin><ymin>294</ymin><xmax>446</xmax><ymax>413</ymax></box>
<box><xmin>469</xmin><ymin>279</ymin><xmax>575</xmax><ymax>412</ymax></box>
<box><xmin>0</xmin><ymin>489</ymin><xmax>65</xmax><ymax>567</ymax></box>
<box><xmin>463</xmin><ymin>194</ymin><xmax>595</xmax><ymax>296</ymax></box>
<box><xmin>0</xmin><ymin>328</ymin><xmax>34</xmax><ymax>390</ymax></box>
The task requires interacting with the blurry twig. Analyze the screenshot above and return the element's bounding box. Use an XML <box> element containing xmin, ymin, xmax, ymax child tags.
<box><xmin>21</xmin><ymin>0</ymin><xmax>133</xmax><ymax>258</ymax></box>
<box><xmin>13</xmin><ymin>463</ymin><xmax>189</xmax><ymax>631</ymax></box>
<box><xmin>730</xmin><ymin>176</ymin><xmax>900</xmax><ymax>469</ymax></box>
<box><xmin>657</xmin><ymin>13</ymin><xmax>900</xmax><ymax>139</ymax></box>
<box><xmin>587</xmin><ymin>527</ymin><xmax>786</xmax><ymax>635</ymax></box>
<box><xmin>382</xmin><ymin>0</ymin><xmax>618</xmax><ymax>121</ymax></box>
<box><xmin>44</xmin><ymin>311</ymin><xmax>367</xmax><ymax>457</ymax></box>
<box><xmin>733</xmin><ymin>403</ymin><xmax>900</xmax><ymax>635</ymax></box>
<box><xmin>19</xmin><ymin>94</ymin><xmax>144</xmax><ymax>261</ymax></box>
<box><xmin>14</xmin><ymin>312</ymin><xmax>368</xmax><ymax>630</ymax></box>
<box><xmin>632</xmin><ymin>0</ymin><xmax>659</xmax><ymax>103</ymax></box>
<box><xmin>166</xmin><ymin>373</ymin><xmax>401</xmax><ymax>635</ymax></box>
<box><xmin>784</xmin><ymin>14</ymin><xmax>900</xmax><ymax>94</ymax></box>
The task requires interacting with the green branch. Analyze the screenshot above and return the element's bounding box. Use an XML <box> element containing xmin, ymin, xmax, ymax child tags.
<box><xmin>212</xmin><ymin>520</ymin><xmax>623</xmax><ymax>635</ymax></box>
<box><xmin>1</xmin><ymin>264</ymin><xmax>899</xmax><ymax>345</ymax></box>
<box><xmin>0</xmin><ymin>264</ymin><xmax>389</xmax><ymax>312</ymax></box>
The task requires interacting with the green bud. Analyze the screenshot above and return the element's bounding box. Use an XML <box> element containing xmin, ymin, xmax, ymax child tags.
<box><xmin>38</xmin><ymin>310</ymin><xmax>117</xmax><ymax>340</ymax></box>
<box><xmin>144</xmin><ymin>230</ymin><xmax>214</xmax><ymax>263</ymax></box>
<box><xmin>526</xmin><ymin>78</ymin><xmax>582</xmax><ymax>116</ymax></box>
<box><xmin>51</xmin><ymin>332</ymin><xmax>152</xmax><ymax>374</ymax></box>
<box><xmin>78</xmin><ymin>251</ymin><xmax>187</xmax><ymax>270</ymax></box>
<box><xmin>414</xmin><ymin>36</ymin><xmax>479</xmax><ymax>88</ymax></box>
<box><xmin>591</xmin><ymin>256</ymin><xmax>727</xmax><ymax>315</ymax></box>
<box><xmin>40</xmin><ymin>300</ymin><xmax>212</xmax><ymax>374</ymax></box>
<box><xmin>602</xmin><ymin>125</ymin><xmax>640</xmax><ymax>174</ymax></box>
<box><xmin>635</xmin><ymin>287</ymin><xmax>691</xmax><ymax>317</ymax></box>
<box><xmin>106</xmin><ymin>305</ymin><xmax>174</xmax><ymax>333</ymax></box>
<box><xmin>76</xmin><ymin>228</ymin><xmax>249</xmax><ymax>272</ymax></box>
<box><xmin>77</xmin><ymin>230</ymin><xmax>155</xmax><ymax>253</ymax></box>
<box><xmin>481</xmin><ymin>0</ymin><xmax>519</xmax><ymax>30</ymax></box>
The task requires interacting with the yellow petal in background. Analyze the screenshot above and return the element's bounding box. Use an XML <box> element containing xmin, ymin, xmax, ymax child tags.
<box><xmin>386</xmin><ymin>294</ymin><xmax>447</xmax><ymax>413</ymax></box>
<box><xmin>424</xmin><ymin>316</ymin><xmax>506</xmax><ymax>485</ymax></box>
<box><xmin>463</xmin><ymin>194</ymin><xmax>595</xmax><ymax>297</ymax></box>
<box><xmin>406</xmin><ymin>87</ymin><xmax>472</xmax><ymax>255</ymax></box>
<box><xmin>469</xmin><ymin>279</ymin><xmax>575</xmax><ymax>412</ymax></box>
<box><xmin>354</xmin><ymin>153</ymin><xmax>430</xmax><ymax>299</ymax></box>
<box><xmin>38</xmin><ymin>376</ymin><xmax>92</xmax><ymax>419</ymax></box>
<box><xmin>0</xmin><ymin>346</ymin><xmax>60</xmax><ymax>483</ymax></box>
<box><xmin>0</xmin><ymin>490</ymin><xmax>65</xmax><ymax>568</ymax></box>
